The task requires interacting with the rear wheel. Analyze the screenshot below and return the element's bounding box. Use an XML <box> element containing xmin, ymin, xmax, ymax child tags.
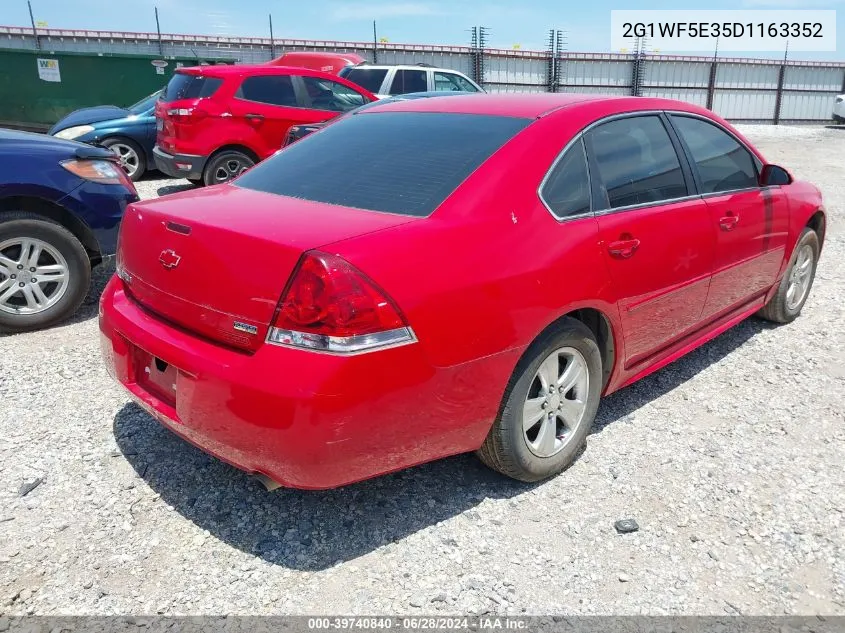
<box><xmin>477</xmin><ymin>319</ymin><xmax>603</xmax><ymax>482</ymax></box>
<box><xmin>102</xmin><ymin>137</ymin><xmax>146</xmax><ymax>181</ymax></box>
<box><xmin>758</xmin><ymin>227</ymin><xmax>820</xmax><ymax>324</ymax></box>
<box><xmin>202</xmin><ymin>151</ymin><xmax>255</xmax><ymax>187</ymax></box>
<box><xmin>0</xmin><ymin>213</ymin><xmax>91</xmax><ymax>333</ymax></box>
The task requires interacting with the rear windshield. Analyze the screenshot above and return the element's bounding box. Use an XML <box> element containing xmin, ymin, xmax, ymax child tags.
<box><xmin>339</xmin><ymin>67</ymin><xmax>388</xmax><ymax>94</ymax></box>
<box><xmin>235</xmin><ymin>112</ymin><xmax>530</xmax><ymax>216</ymax></box>
<box><xmin>161</xmin><ymin>73</ymin><xmax>223</xmax><ymax>101</ymax></box>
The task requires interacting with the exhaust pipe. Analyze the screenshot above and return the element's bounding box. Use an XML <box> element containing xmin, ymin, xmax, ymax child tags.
<box><xmin>254</xmin><ymin>473</ymin><xmax>282</xmax><ymax>492</ymax></box>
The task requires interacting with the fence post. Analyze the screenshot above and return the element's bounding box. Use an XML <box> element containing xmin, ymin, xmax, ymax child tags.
<box><xmin>154</xmin><ymin>7</ymin><xmax>164</xmax><ymax>57</ymax></box>
<box><xmin>269</xmin><ymin>15</ymin><xmax>276</xmax><ymax>61</ymax></box>
<box><xmin>706</xmin><ymin>60</ymin><xmax>717</xmax><ymax>110</ymax></box>
<box><xmin>546</xmin><ymin>29</ymin><xmax>556</xmax><ymax>92</ymax></box>
<box><xmin>372</xmin><ymin>21</ymin><xmax>378</xmax><ymax>64</ymax></box>
<box><xmin>27</xmin><ymin>1</ymin><xmax>40</xmax><ymax>51</ymax></box>
<box><xmin>774</xmin><ymin>64</ymin><xmax>786</xmax><ymax>125</ymax></box>
<box><xmin>470</xmin><ymin>26</ymin><xmax>488</xmax><ymax>88</ymax></box>
<box><xmin>630</xmin><ymin>37</ymin><xmax>646</xmax><ymax>96</ymax></box>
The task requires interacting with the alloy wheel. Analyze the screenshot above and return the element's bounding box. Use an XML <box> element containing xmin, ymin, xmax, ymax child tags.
<box><xmin>109</xmin><ymin>143</ymin><xmax>140</xmax><ymax>179</ymax></box>
<box><xmin>522</xmin><ymin>346</ymin><xmax>590</xmax><ymax>457</ymax></box>
<box><xmin>0</xmin><ymin>237</ymin><xmax>70</xmax><ymax>315</ymax></box>
<box><xmin>786</xmin><ymin>244</ymin><xmax>814</xmax><ymax>311</ymax></box>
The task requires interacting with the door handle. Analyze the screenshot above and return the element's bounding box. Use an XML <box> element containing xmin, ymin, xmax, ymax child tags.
<box><xmin>608</xmin><ymin>237</ymin><xmax>641</xmax><ymax>259</ymax></box>
<box><xmin>246</xmin><ymin>113</ymin><xmax>265</xmax><ymax>123</ymax></box>
<box><xmin>719</xmin><ymin>212</ymin><xmax>740</xmax><ymax>231</ymax></box>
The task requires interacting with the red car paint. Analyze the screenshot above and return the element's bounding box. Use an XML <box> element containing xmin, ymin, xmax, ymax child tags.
<box><xmin>101</xmin><ymin>94</ymin><xmax>824</xmax><ymax>489</ymax></box>
<box><xmin>267</xmin><ymin>51</ymin><xmax>366</xmax><ymax>75</ymax></box>
<box><xmin>154</xmin><ymin>64</ymin><xmax>375</xmax><ymax>165</ymax></box>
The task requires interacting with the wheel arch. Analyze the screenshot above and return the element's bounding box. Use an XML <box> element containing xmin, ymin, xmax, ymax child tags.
<box><xmin>207</xmin><ymin>144</ymin><xmax>261</xmax><ymax>165</ymax></box>
<box><xmin>0</xmin><ymin>196</ymin><xmax>101</xmax><ymax>265</ymax></box>
<box><xmin>518</xmin><ymin>306</ymin><xmax>619</xmax><ymax>394</ymax></box>
<box><xmin>806</xmin><ymin>208</ymin><xmax>826</xmax><ymax>252</ymax></box>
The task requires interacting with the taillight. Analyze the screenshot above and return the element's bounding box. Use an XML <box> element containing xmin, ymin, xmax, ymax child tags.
<box><xmin>267</xmin><ymin>251</ymin><xmax>416</xmax><ymax>354</ymax></box>
<box><xmin>165</xmin><ymin>107</ymin><xmax>208</xmax><ymax>122</ymax></box>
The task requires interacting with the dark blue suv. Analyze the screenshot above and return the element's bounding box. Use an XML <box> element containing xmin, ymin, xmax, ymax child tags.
<box><xmin>0</xmin><ymin>129</ymin><xmax>138</xmax><ymax>333</ymax></box>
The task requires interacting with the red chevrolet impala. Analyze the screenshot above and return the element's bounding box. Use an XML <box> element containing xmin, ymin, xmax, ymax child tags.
<box><xmin>99</xmin><ymin>94</ymin><xmax>825</xmax><ymax>490</ymax></box>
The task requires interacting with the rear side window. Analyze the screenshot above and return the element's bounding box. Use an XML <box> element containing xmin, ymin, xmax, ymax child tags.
<box><xmin>541</xmin><ymin>140</ymin><xmax>591</xmax><ymax>218</ymax></box>
<box><xmin>300</xmin><ymin>76</ymin><xmax>367</xmax><ymax>112</ymax></box>
<box><xmin>236</xmin><ymin>112</ymin><xmax>530</xmax><ymax>216</ymax></box>
<box><xmin>390</xmin><ymin>70</ymin><xmax>427</xmax><ymax>95</ymax></box>
<box><xmin>339</xmin><ymin>67</ymin><xmax>388</xmax><ymax>93</ymax></box>
<box><xmin>670</xmin><ymin>115</ymin><xmax>759</xmax><ymax>193</ymax></box>
<box><xmin>236</xmin><ymin>75</ymin><xmax>297</xmax><ymax>107</ymax></box>
<box><xmin>587</xmin><ymin>115</ymin><xmax>687</xmax><ymax>210</ymax></box>
<box><xmin>434</xmin><ymin>72</ymin><xmax>479</xmax><ymax>93</ymax></box>
<box><xmin>161</xmin><ymin>74</ymin><xmax>222</xmax><ymax>101</ymax></box>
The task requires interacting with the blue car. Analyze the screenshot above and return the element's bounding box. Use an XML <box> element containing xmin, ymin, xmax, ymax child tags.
<box><xmin>48</xmin><ymin>91</ymin><xmax>160</xmax><ymax>181</ymax></box>
<box><xmin>0</xmin><ymin>129</ymin><xmax>138</xmax><ymax>332</ymax></box>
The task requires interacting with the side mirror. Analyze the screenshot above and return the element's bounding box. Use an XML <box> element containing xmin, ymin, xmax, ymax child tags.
<box><xmin>760</xmin><ymin>164</ymin><xmax>792</xmax><ymax>186</ymax></box>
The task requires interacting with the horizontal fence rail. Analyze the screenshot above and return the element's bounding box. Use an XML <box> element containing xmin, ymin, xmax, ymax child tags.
<box><xmin>1</xmin><ymin>25</ymin><xmax>844</xmax><ymax>126</ymax></box>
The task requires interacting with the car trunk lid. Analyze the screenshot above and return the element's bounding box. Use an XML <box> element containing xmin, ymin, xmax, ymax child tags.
<box><xmin>117</xmin><ymin>185</ymin><xmax>418</xmax><ymax>351</ymax></box>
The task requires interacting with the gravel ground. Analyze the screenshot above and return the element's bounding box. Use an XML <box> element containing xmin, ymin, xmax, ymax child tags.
<box><xmin>0</xmin><ymin>125</ymin><xmax>843</xmax><ymax>617</ymax></box>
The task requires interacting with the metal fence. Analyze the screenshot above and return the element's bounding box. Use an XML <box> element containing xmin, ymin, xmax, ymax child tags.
<box><xmin>2</xmin><ymin>24</ymin><xmax>844</xmax><ymax>124</ymax></box>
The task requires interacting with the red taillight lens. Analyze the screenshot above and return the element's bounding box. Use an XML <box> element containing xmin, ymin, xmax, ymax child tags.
<box><xmin>165</xmin><ymin>107</ymin><xmax>207</xmax><ymax>122</ymax></box>
<box><xmin>267</xmin><ymin>251</ymin><xmax>415</xmax><ymax>353</ymax></box>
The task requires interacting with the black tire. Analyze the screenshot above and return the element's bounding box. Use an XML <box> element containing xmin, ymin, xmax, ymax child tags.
<box><xmin>0</xmin><ymin>213</ymin><xmax>91</xmax><ymax>333</ymax></box>
<box><xmin>758</xmin><ymin>227</ymin><xmax>820</xmax><ymax>324</ymax></box>
<box><xmin>477</xmin><ymin>318</ymin><xmax>603</xmax><ymax>482</ymax></box>
<box><xmin>202</xmin><ymin>150</ymin><xmax>255</xmax><ymax>187</ymax></box>
<box><xmin>101</xmin><ymin>137</ymin><xmax>146</xmax><ymax>181</ymax></box>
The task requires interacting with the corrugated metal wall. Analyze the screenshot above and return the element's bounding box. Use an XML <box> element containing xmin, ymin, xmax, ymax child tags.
<box><xmin>2</xmin><ymin>26</ymin><xmax>844</xmax><ymax>124</ymax></box>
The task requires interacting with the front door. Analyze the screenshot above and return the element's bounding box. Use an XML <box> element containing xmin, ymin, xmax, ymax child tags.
<box><xmin>586</xmin><ymin>114</ymin><xmax>716</xmax><ymax>367</ymax></box>
<box><xmin>668</xmin><ymin>114</ymin><xmax>789</xmax><ymax>318</ymax></box>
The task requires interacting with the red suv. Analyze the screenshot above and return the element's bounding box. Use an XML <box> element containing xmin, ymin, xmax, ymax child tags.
<box><xmin>153</xmin><ymin>65</ymin><xmax>375</xmax><ymax>186</ymax></box>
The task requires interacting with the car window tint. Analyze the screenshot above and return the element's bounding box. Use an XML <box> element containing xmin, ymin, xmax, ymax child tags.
<box><xmin>339</xmin><ymin>67</ymin><xmax>389</xmax><ymax>93</ymax></box>
<box><xmin>162</xmin><ymin>74</ymin><xmax>222</xmax><ymax>101</ymax></box>
<box><xmin>236</xmin><ymin>112</ymin><xmax>530</xmax><ymax>216</ymax></box>
<box><xmin>434</xmin><ymin>72</ymin><xmax>478</xmax><ymax>92</ymax></box>
<box><xmin>541</xmin><ymin>141</ymin><xmax>591</xmax><ymax>218</ymax></box>
<box><xmin>300</xmin><ymin>76</ymin><xmax>368</xmax><ymax>112</ymax></box>
<box><xmin>588</xmin><ymin>115</ymin><xmax>687</xmax><ymax>209</ymax></box>
<box><xmin>390</xmin><ymin>70</ymin><xmax>427</xmax><ymax>95</ymax></box>
<box><xmin>671</xmin><ymin>115</ymin><xmax>759</xmax><ymax>193</ymax></box>
<box><xmin>236</xmin><ymin>75</ymin><xmax>297</xmax><ymax>107</ymax></box>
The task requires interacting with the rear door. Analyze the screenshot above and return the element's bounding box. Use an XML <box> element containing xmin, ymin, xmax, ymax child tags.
<box><xmin>668</xmin><ymin>114</ymin><xmax>789</xmax><ymax>319</ymax></box>
<box><xmin>586</xmin><ymin>114</ymin><xmax>716</xmax><ymax>367</ymax></box>
<box><xmin>228</xmin><ymin>74</ymin><xmax>303</xmax><ymax>158</ymax></box>
<box><xmin>388</xmin><ymin>69</ymin><xmax>428</xmax><ymax>95</ymax></box>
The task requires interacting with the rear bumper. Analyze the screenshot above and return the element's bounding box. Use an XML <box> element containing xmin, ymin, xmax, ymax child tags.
<box><xmin>99</xmin><ymin>276</ymin><xmax>508</xmax><ymax>489</ymax></box>
<box><xmin>153</xmin><ymin>146</ymin><xmax>207</xmax><ymax>180</ymax></box>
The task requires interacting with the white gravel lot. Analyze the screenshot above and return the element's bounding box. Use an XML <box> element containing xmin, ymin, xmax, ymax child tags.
<box><xmin>0</xmin><ymin>125</ymin><xmax>843</xmax><ymax>617</ymax></box>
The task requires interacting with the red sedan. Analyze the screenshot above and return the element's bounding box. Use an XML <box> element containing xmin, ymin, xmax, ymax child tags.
<box><xmin>100</xmin><ymin>94</ymin><xmax>825</xmax><ymax>490</ymax></box>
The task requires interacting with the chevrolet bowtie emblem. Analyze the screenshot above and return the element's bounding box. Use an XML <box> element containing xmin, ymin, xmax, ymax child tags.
<box><xmin>159</xmin><ymin>249</ymin><xmax>181</xmax><ymax>269</ymax></box>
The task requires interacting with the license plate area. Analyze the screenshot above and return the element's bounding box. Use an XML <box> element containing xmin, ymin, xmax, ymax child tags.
<box><xmin>134</xmin><ymin>347</ymin><xmax>177</xmax><ymax>408</ymax></box>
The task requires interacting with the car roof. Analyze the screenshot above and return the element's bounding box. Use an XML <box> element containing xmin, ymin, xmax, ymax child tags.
<box><xmin>356</xmin><ymin>93</ymin><xmax>712</xmax><ymax>119</ymax></box>
<box><xmin>350</xmin><ymin>64</ymin><xmax>465</xmax><ymax>72</ymax></box>
<box><xmin>176</xmin><ymin>64</ymin><xmax>345</xmax><ymax>80</ymax></box>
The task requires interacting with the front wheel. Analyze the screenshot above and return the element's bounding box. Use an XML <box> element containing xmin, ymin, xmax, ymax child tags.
<box><xmin>202</xmin><ymin>151</ymin><xmax>255</xmax><ymax>187</ymax></box>
<box><xmin>102</xmin><ymin>137</ymin><xmax>146</xmax><ymax>181</ymax></box>
<box><xmin>477</xmin><ymin>318</ymin><xmax>603</xmax><ymax>482</ymax></box>
<box><xmin>0</xmin><ymin>214</ymin><xmax>91</xmax><ymax>333</ymax></box>
<box><xmin>758</xmin><ymin>227</ymin><xmax>820</xmax><ymax>324</ymax></box>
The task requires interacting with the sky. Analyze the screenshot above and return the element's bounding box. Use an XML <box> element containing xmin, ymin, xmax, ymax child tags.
<box><xmin>2</xmin><ymin>0</ymin><xmax>844</xmax><ymax>59</ymax></box>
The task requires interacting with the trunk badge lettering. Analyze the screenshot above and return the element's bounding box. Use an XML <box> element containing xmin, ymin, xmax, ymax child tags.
<box><xmin>159</xmin><ymin>249</ymin><xmax>181</xmax><ymax>269</ymax></box>
<box><xmin>233</xmin><ymin>321</ymin><xmax>258</xmax><ymax>335</ymax></box>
